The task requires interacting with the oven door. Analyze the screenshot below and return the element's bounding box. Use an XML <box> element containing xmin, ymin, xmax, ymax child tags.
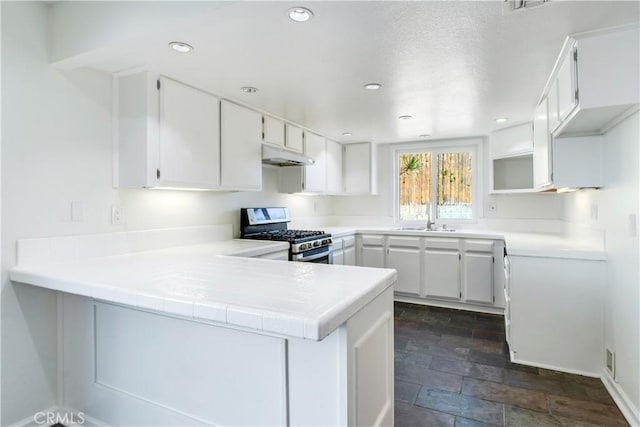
<box><xmin>291</xmin><ymin>246</ymin><xmax>333</xmax><ymax>264</ymax></box>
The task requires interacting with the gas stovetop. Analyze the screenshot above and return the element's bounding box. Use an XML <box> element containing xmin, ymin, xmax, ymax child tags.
<box><xmin>243</xmin><ymin>229</ymin><xmax>329</xmax><ymax>244</ymax></box>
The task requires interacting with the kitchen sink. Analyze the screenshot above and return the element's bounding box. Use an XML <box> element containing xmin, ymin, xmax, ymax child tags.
<box><xmin>395</xmin><ymin>227</ymin><xmax>457</xmax><ymax>232</ymax></box>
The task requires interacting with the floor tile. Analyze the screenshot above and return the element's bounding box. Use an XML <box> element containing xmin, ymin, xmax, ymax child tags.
<box><xmin>395</xmin><ymin>401</ymin><xmax>456</xmax><ymax>427</ymax></box>
<box><xmin>408</xmin><ymin>340</ymin><xmax>470</xmax><ymax>361</ymax></box>
<box><xmin>396</xmin><ymin>364</ymin><xmax>464</xmax><ymax>393</ymax></box>
<box><xmin>416</xmin><ymin>388</ymin><xmax>504</xmax><ymax>425</ymax></box>
<box><xmin>504</xmin><ymin>405</ymin><xmax>601</xmax><ymax>427</ymax></box>
<box><xmin>547</xmin><ymin>395</ymin><xmax>629</xmax><ymax>426</ymax></box>
<box><xmin>462</xmin><ymin>377</ymin><xmax>547</xmax><ymax>412</ymax></box>
<box><xmin>455</xmin><ymin>416</ymin><xmax>502</xmax><ymax>427</ymax></box>
<box><xmin>423</xmin><ymin>323</ymin><xmax>474</xmax><ymax>338</ymax></box>
<box><xmin>472</xmin><ymin>329</ymin><xmax>506</xmax><ymax>342</ymax></box>
<box><xmin>468</xmin><ymin>349</ymin><xmax>509</xmax><ymax>368</ymax></box>
<box><xmin>440</xmin><ymin>334</ymin><xmax>505</xmax><ymax>355</ymax></box>
<box><xmin>396</xmin><ymin>380</ymin><xmax>421</xmax><ymax>404</ymax></box>
<box><xmin>430</xmin><ymin>356</ymin><xmax>503</xmax><ymax>383</ymax></box>
<box><xmin>395</xmin><ymin>350</ymin><xmax>434</xmax><ymax>368</ymax></box>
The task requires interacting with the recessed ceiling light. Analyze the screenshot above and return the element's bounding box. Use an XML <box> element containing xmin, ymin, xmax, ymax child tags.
<box><xmin>168</xmin><ymin>42</ymin><xmax>193</xmax><ymax>53</ymax></box>
<box><xmin>399</xmin><ymin>115</ymin><xmax>413</xmax><ymax>120</ymax></box>
<box><xmin>342</xmin><ymin>132</ymin><xmax>353</xmax><ymax>136</ymax></box>
<box><xmin>364</xmin><ymin>83</ymin><xmax>382</xmax><ymax>90</ymax></box>
<box><xmin>241</xmin><ymin>86</ymin><xmax>258</xmax><ymax>93</ymax></box>
<box><xmin>419</xmin><ymin>134</ymin><xmax>431</xmax><ymax>138</ymax></box>
<box><xmin>288</xmin><ymin>7</ymin><xmax>313</xmax><ymax>22</ymax></box>
<box><xmin>494</xmin><ymin>117</ymin><xmax>509</xmax><ymax>123</ymax></box>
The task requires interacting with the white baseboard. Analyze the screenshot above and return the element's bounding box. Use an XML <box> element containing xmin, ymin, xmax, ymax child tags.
<box><xmin>8</xmin><ymin>406</ymin><xmax>108</xmax><ymax>427</ymax></box>
<box><xmin>509</xmin><ymin>355</ymin><xmax>600</xmax><ymax>378</ymax></box>
<box><xmin>601</xmin><ymin>369</ymin><xmax>640</xmax><ymax>427</ymax></box>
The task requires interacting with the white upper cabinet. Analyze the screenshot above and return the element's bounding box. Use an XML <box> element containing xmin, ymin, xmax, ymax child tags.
<box><xmin>263</xmin><ymin>116</ymin><xmax>285</xmax><ymax>147</ymax></box>
<box><xmin>303</xmin><ymin>132</ymin><xmax>327</xmax><ymax>193</ymax></box>
<box><xmin>343</xmin><ymin>142</ymin><xmax>376</xmax><ymax>194</ymax></box>
<box><xmin>547</xmin><ymin>78</ymin><xmax>560</xmax><ymax>133</ymax></box>
<box><xmin>545</xmin><ymin>25</ymin><xmax>639</xmax><ymax>137</ymax></box>
<box><xmin>489</xmin><ymin>122</ymin><xmax>533</xmax><ymax>159</ymax></box>
<box><xmin>220</xmin><ymin>100</ymin><xmax>262</xmax><ymax>191</ymax></box>
<box><xmin>285</xmin><ymin>124</ymin><xmax>304</xmax><ymax>153</ymax></box>
<box><xmin>326</xmin><ymin>140</ymin><xmax>343</xmax><ymax>194</ymax></box>
<box><xmin>490</xmin><ymin>123</ymin><xmax>534</xmax><ymax>193</ymax></box>
<box><xmin>118</xmin><ymin>72</ymin><xmax>220</xmax><ymax>190</ymax></box>
<box><xmin>533</xmin><ymin>98</ymin><xmax>552</xmax><ymax>189</ymax></box>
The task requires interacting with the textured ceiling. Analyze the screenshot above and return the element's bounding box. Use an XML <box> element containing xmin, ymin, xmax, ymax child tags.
<box><xmin>76</xmin><ymin>1</ymin><xmax>639</xmax><ymax>143</ymax></box>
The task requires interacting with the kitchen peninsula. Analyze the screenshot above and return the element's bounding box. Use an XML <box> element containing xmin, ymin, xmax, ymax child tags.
<box><xmin>9</xmin><ymin>226</ymin><xmax>397</xmax><ymax>426</ymax></box>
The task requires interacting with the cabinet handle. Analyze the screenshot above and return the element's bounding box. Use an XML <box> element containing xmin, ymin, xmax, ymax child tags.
<box><xmin>156</xmin><ymin>79</ymin><xmax>161</xmax><ymax>90</ymax></box>
<box><xmin>156</xmin><ymin>168</ymin><xmax>161</xmax><ymax>180</ymax></box>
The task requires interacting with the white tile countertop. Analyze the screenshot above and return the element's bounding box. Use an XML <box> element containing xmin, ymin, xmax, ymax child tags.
<box><xmin>10</xmin><ymin>237</ymin><xmax>397</xmax><ymax>341</ymax></box>
<box><xmin>322</xmin><ymin>226</ymin><xmax>605</xmax><ymax>260</ymax></box>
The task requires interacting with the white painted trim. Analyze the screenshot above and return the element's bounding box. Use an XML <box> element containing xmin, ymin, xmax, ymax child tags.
<box><xmin>394</xmin><ymin>295</ymin><xmax>504</xmax><ymax>315</ymax></box>
<box><xmin>509</xmin><ymin>356</ymin><xmax>600</xmax><ymax>378</ymax></box>
<box><xmin>601</xmin><ymin>369</ymin><xmax>640</xmax><ymax>427</ymax></box>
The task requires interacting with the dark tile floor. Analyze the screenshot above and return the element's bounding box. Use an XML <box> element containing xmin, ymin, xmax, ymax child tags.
<box><xmin>394</xmin><ymin>302</ymin><xmax>629</xmax><ymax>427</ymax></box>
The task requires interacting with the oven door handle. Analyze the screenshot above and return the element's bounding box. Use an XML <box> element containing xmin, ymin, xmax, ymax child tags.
<box><xmin>293</xmin><ymin>246</ymin><xmax>332</xmax><ymax>261</ymax></box>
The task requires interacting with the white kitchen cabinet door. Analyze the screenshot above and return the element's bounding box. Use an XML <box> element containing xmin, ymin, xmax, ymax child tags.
<box><xmin>285</xmin><ymin>123</ymin><xmax>304</xmax><ymax>153</ymax></box>
<box><xmin>304</xmin><ymin>132</ymin><xmax>327</xmax><ymax>193</ymax></box>
<box><xmin>463</xmin><ymin>253</ymin><xmax>494</xmax><ymax>305</ymax></box>
<box><xmin>220</xmin><ymin>100</ymin><xmax>262</xmax><ymax>191</ymax></box>
<box><xmin>333</xmin><ymin>249</ymin><xmax>344</xmax><ymax>265</ymax></box>
<box><xmin>326</xmin><ymin>140</ymin><xmax>343</xmax><ymax>194</ymax></box>
<box><xmin>533</xmin><ymin>99</ymin><xmax>552</xmax><ymax>188</ymax></box>
<box><xmin>489</xmin><ymin>123</ymin><xmax>533</xmax><ymax>159</ymax></box>
<box><xmin>360</xmin><ymin>246</ymin><xmax>384</xmax><ymax>268</ymax></box>
<box><xmin>263</xmin><ymin>116</ymin><xmax>285</xmax><ymax>147</ymax></box>
<box><xmin>343</xmin><ymin>246</ymin><xmax>356</xmax><ymax>266</ymax></box>
<box><xmin>387</xmin><ymin>246</ymin><xmax>421</xmax><ymax>295</ymax></box>
<box><xmin>343</xmin><ymin>142</ymin><xmax>374</xmax><ymax>194</ymax></box>
<box><xmin>424</xmin><ymin>250</ymin><xmax>460</xmax><ymax>300</ymax></box>
<box><xmin>547</xmin><ymin>78</ymin><xmax>560</xmax><ymax>133</ymax></box>
<box><xmin>158</xmin><ymin>77</ymin><xmax>220</xmax><ymax>189</ymax></box>
<box><xmin>557</xmin><ymin>48</ymin><xmax>578</xmax><ymax>122</ymax></box>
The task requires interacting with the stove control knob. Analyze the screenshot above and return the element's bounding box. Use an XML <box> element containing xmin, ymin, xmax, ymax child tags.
<box><xmin>300</xmin><ymin>244</ymin><xmax>307</xmax><ymax>251</ymax></box>
<box><xmin>313</xmin><ymin>241</ymin><xmax>320</xmax><ymax>247</ymax></box>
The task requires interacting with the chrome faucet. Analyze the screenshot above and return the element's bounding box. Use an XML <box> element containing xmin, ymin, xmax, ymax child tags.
<box><xmin>426</xmin><ymin>217</ymin><xmax>436</xmax><ymax>231</ymax></box>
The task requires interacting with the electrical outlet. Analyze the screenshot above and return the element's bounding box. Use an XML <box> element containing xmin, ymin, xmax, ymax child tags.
<box><xmin>590</xmin><ymin>203</ymin><xmax>598</xmax><ymax>221</ymax></box>
<box><xmin>111</xmin><ymin>205</ymin><xmax>122</xmax><ymax>225</ymax></box>
<box><xmin>488</xmin><ymin>203</ymin><xmax>497</xmax><ymax>214</ymax></box>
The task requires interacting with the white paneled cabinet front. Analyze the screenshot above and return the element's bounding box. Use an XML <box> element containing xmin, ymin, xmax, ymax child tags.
<box><xmin>303</xmin><ymin>132</ymin><xmax>327</xmax><ymax>193</ymax></box>
<box><xmin>285</xmin><ymin>123</ymin><xmax>304</xmax><ymax>153</ymax></box>
<box><xmin>463</xmin><ymin>253</ymin><xmax>494</xmax><ymax>305</ymax></box>
<box><xmin>263</xmin><ymin>116</ymin><xmax>286</xmax><ymax>147</ymax></box>
<box><xmin>386</xmin><ymin>237</ymin><xmax>421</xmax><ymax>296</ymax></box>
<box><xmin>220</xmin><ymin>100</ymin><xmax>262</xmax><ymax>190</ymax></box>
<box><xmin>333</xmin><ymin>235</ymin><xmax>356</xmax><ymax>266</ymax></box>
<box><xmin>118</xmin><ymin>72</ymin><xmax>221</xmax><ymax>190</ymax></box>
<box><xmin>533</xmin><ymin>99</ymin><xmax>552</xmax><ymax>189</ymax></box>
<box><xmin>326</xmin><ymin>140</ymin><xmax>344</xmax><ymax>194</ymax></box>
<box><xmin>344</xmin><ymin>142</ymin><xmax>376</xmax><ymax>194</ymax></box>
<box><xmin>424</xmin><ymin>250</ymin><xmax>460</xmax><ymax>301</ymax></box>
<box><xmin>357</xmin><ymin>235</ymin><xmax>385</xmax><ymax>268</ymax></box>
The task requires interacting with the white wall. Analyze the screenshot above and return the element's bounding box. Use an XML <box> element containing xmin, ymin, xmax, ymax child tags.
<box><xmin>332</xmin><ymin>138</ymin><xmax>564</xmax><ymax>224</ymax></box>
<box><xmin>562</xmin><ymin>111</ymin><xmax>640</xmax><ymax>416</ymax></box>
<box><xmin>0</xmin><ymin>3</ymin><xmax>329</xmax><ymax>424</ymax></box>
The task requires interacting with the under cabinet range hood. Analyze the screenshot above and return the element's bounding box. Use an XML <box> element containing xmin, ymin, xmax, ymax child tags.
<box><xmin>262</xmin><ymin>145</ymin><xmax>315</xmax><ymax>167</ymax></box>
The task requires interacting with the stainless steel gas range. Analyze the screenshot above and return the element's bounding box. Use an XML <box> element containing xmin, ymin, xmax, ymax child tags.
<box><xmin>240</xmin><ymin>207</ymin><xmax>333</xmax><ymax>263</ymax></box>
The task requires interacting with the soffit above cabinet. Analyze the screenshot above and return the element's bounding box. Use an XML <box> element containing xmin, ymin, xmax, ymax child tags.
<box><xmin>49</xmin><ymin>1</ymin><xmax>640</xmax><ymax>143</ymax></box>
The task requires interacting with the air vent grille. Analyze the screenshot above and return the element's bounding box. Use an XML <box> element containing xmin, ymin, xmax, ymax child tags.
<box><xmin>606</xmin><ymin>347</ymin><xmax>615</xmax><ymax>378</ymax></box>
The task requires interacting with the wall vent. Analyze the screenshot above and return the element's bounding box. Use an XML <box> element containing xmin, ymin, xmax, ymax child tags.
<box><xmin>502</xmin><ymin>0</ymin><xmax>550</xmax><ymax>14</ymax></box>
<box><xmin>605</xmin><ymin>347</ymin><xmax>616</xmax><ymax>379</ymax></box>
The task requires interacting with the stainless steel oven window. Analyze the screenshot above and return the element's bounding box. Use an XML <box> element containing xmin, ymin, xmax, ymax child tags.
<box><xmin>292</xmin><ymin>246</ymin><xmax>333</xmax><ymax>264</ymax></box>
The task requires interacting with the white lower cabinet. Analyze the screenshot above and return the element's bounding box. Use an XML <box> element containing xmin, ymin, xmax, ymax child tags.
<box><xmin>357</xmin><ymin>235</ymin><xmax>385</xmax><ymax>268</ymax></box>
<box><xmin>356</xmin><ymin>234</ymin><xmax>503</xmax><ymax>311</ymax></box>
<box><xmin>386</xmin><ymin>237</ymin><xmax>421</xmax><ymax>296</ymax></box>
<box><xmin>462</xmin><ymin>239</ymin><xmax>495</xmax><ymax>305</ymax></box>
<box><xmin>333</xmin><ymin>235</ymin><xmax>356</xmax><ymax>266</ymax></box>
<box><xmin>424</xmin><ymin>238</ymin><xmax>461</xmax><ymax>301</ymax></box>
<box><xmin>509</xmin><ymin>255</ymin><xmax>604</xmax><ymax>375</ymax></box>
<box><xmin>424</xmin><ymin>249</ymin><xmax>461</xmax><ymax>300</ymax></box>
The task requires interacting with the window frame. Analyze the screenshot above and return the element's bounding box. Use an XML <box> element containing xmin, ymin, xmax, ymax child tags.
<box><xmin>393</xmin><ymin>138</ymin><xmax>483</xmax><ymax>226</ymax></box>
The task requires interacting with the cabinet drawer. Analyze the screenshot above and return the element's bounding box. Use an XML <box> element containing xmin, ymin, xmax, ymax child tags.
<box><xmin>464</xmin><ymin>240</ymin><xmax>494</xmax><ymax>253</ymax></box>
<box><xmin>425</xmin><ymin>238</ymin><xmax>459</xmax><ymax>251</ymax></box>
<box><xmin>342</xmin><ymin>236</ymin><xmax>355</xmax><ymax>248</ymax></box>
<box><xmin>388</xmin><ymin>236</ymin><xmax>421</xmax><ymax>249</ymax></box>
<box><xmin>361</xmin><ymin>235</ymin><xmax>385</xmax><ymax>246</ymax></box>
